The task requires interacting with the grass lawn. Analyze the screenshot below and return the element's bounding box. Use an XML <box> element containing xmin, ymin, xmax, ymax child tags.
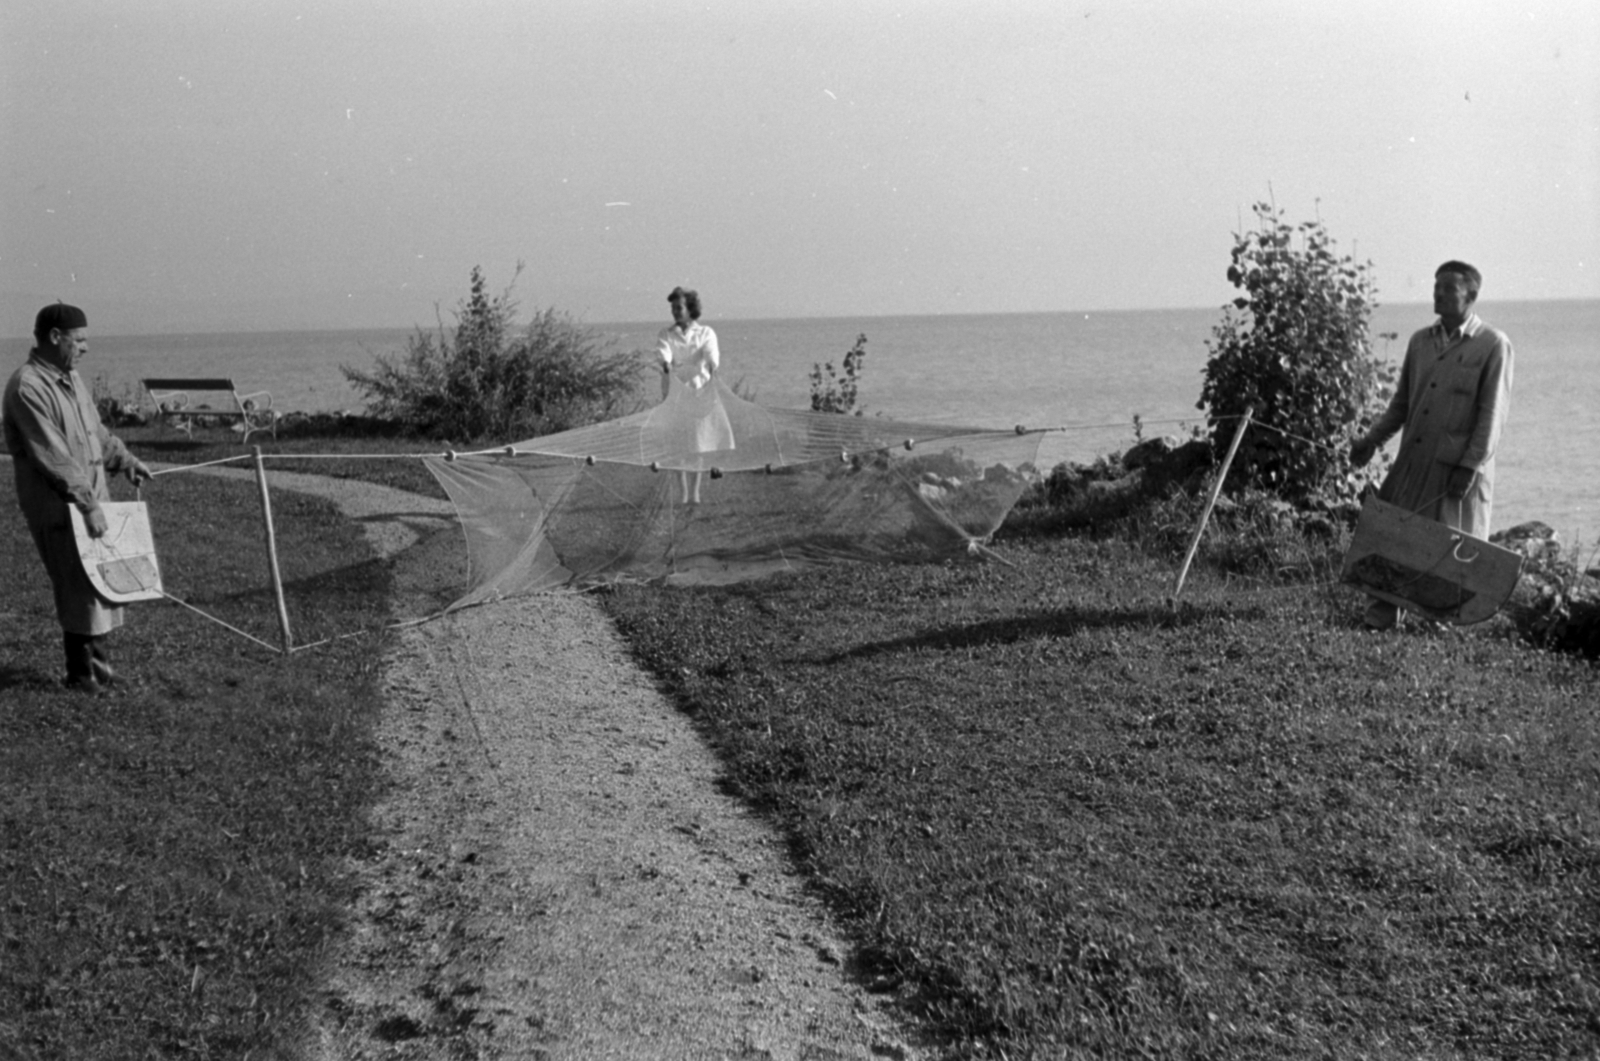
<box><xmin>0</xmin><ymin>458</ymin><xmax>399</xmax><ymax>1058</ymax></box>
<box><xmin>4</xmin><ymin>429</ymin><xmax>1596</xmax><ymax>1059</ymax></box>
<box><xmin>602</xmin><ymin>535</ymin><xmax>1600</xmax><ymax>1059</ymax></box>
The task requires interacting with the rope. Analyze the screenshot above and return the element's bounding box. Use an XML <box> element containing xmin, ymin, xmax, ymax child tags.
<box><xmin>286</xmin><ymin>612</ymin><xmax>445</xmax><ymax>653</ymax></box>
<box><xmin>448</xmin><ymin>619</ymin><xmax>501</xmax><ymax>779</ymax></box>
<box><xmin>159</xmin><ymin>591</ymin><xmax>285</xmax><ymax>653</ymax></box>
<box><xmin>150</xmin><ymin>452</ymin><xmax>440</xmax><ymax>475</ymax></box>
<box><xmin>1237</xmin><ymin>417</ymin><xmax>1346</xmax><ymax>455</ymax></box>
<box><xmin>1025</xmin><ymin>413</ymin><xmax>1351</xmax><ymax>464</ymax></box>
<box><xmin>1027</xmin><ymin>415</ymin><xmax>1200</xmax><ymax>436</ymax></box>
<box><xmin>159</xmin><ymin>585</ymin><xmax>464</xmax><ymax>656</ymax></box>
<box><xmin>970</xmin><ymin>540</ymin><xmax>1019</xmax><ymax>568</ymax></box>
<box><xmin>149</xmin><ymin>454</ymin><xmax>253</xmax><ymax>475</ymax></box>
<box><xmin>136</xmin><ymin>417</ymin><xmax>1306</xmax><ymax>465</ymax></box>
<box><xmin>247</xmin><ymin>452</ymin><xmax>438</xmax><ymax>461</ymax></box>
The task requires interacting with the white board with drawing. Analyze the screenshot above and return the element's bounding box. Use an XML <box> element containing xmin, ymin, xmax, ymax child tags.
<box><xmin>69</xmin><ymin>501</ymin><xmax>164</xmax><ymax>603</ymax></box>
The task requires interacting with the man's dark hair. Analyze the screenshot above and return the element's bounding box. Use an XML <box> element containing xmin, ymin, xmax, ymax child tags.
<box><xmin>1435</xmin><ymin>260</ymin><xmax>1482</xmax><ymax>298</ymax></box>
<box><xmin>667</xmin><ymin>286</ymin><xmax>701</xmax><ymax>320</ymax></box>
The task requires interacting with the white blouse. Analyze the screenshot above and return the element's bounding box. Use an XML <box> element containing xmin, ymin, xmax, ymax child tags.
<box><xmin>656</xmin><ymin>322</ymin><xmax>720</xmax><ymax>392</ymax></box>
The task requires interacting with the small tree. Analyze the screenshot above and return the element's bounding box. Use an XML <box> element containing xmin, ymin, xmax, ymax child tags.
<box><xmin>344</xmin><ymin>266</ymin><xmax>645</xmax><ymax>441</ymax></box>
<box><xmin>810</xmin><ymin>334</ymin><xmax>868</xmax><ymax>415</ymax></box>
<box><xmin>1199</xmin><ymin>203</ymin><xmax>1393</xmax><ymax>503</ymax></box>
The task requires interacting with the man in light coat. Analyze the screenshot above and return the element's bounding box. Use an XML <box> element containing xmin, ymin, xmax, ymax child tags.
<box><xmin>1350</xmin><ymin>261</ymin><xmax>1514</xmax><ymax>630</ymax></box>
<box><xmin>4</xmin><ymin>303</ymin><xmax>152</xmax><ymax>691</ymax></box>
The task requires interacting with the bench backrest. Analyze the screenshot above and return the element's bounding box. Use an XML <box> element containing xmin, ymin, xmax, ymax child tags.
<box><xmin>140</xmin><ymin>378</ymin><xmax>275</xmax><ymax>441</ymax></box>
<box><xmin>142</xmin><ymin>378</ymin><xmax>239</xmax><ymax>393</ymax></box>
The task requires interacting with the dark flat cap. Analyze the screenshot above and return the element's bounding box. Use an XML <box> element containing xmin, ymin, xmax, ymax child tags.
<box><xmin>35</xmin><ymin>302</ymin><xmax>88</xmax><ymax>338</ymax></box>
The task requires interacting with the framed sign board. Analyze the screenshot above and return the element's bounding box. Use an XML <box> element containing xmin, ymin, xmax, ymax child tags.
<box><xmin>69</xmin><ymin>501</ymin><xmax>164</xmax><ymax>603</ymax></box>
<box><xmin>1341</xmin><ymin>497</ymin><xmax>1522</xmax><ymax>625</ymax></box>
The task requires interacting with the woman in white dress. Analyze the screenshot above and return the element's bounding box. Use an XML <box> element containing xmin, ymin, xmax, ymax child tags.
<box><xmin>656</xmin><ymin>287</ymin><xmax>734</xmax><ymax>503</ymax></box>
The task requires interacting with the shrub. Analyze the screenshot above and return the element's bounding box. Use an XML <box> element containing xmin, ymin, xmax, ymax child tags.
<box><xmin>343</xmin><ymin>266</ymin><xmax>646</xmax><ymax>442</ymax></box>
<box><xmin>810</xmin><ymin>333</ymin><xmax>868</xmax><ymax>414</ymax></box>
<box><xmin>91</xmin><ymin>373</ymin><xmax>146</xmax><ymax>427</ymax></box>
<box><xmin>1199</xmin><ymin>202</ymin><xmax>1393</xmax><ymax>503</ymax></box>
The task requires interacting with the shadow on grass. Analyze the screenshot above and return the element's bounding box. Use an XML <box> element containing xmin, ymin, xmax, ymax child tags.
<box><xmin>820</xmin><ymin>597</ymin><xmax>1268</xmax><ymax>662</ymax></box>
<box><xmin>0</xmin><ymin>663</ymin><xmax>55</xmax><ymax>693</ymax></box>
<box><xmin>351</xmin><ymin>510</ymin><xmax>458</xmax><ymax>526</ymax></box>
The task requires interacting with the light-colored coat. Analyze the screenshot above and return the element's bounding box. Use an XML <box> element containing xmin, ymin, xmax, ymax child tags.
<box><xmin>4</xmin><ymin>353</ymin><xmax>137</xmax><ymax>634</ymax></box>
<box><xmin>1365</xmin><ymin>314</ymin><xmax>1513</xmax><ymax>538</ymax></box>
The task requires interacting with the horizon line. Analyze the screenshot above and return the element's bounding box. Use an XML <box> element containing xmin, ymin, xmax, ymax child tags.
<box><xmin>5</xmin><ymin>295</ymin><xmax>1591</xmax><ymax>341</ymax></box>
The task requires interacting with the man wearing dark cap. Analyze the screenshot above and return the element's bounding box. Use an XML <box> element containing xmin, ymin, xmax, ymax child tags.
<box><xmin>4</xmin><ymin>303</ymin><xmax>152</xmax><ymax>691</ymax></box>
<box><xmin>1349</xmin><ymin>261</ymin><xmax>1514</xmax><ymax>630</ymax></box>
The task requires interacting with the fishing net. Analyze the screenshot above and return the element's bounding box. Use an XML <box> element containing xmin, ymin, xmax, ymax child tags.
<box><xmin>424</xmin><ymin>377</ymin><xmax>1044</xmax><ymax>606</ymax></box>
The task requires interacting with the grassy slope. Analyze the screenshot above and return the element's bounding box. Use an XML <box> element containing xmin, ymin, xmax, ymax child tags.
<box><xmin>602</xmin><ymin>538</ymin><xmax>1600</xmax><ymax>1059</ymax></box>
<box><xmin>0</xmin><ymin>459</ymin><xmax>397</xmax><ymax>1058</ymax></box>
<box><xmin>5</xmin><ymin>425</ymin><xmax>1597</xmax><ymax>1058</ymax></box>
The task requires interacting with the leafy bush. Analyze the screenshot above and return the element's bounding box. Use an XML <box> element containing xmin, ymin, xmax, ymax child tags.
<box><xmin>809</xmin><ymin>333</ymin><xmax>868</xmax><ymax>415</ymax></box>
<box><xmin>344</xmin><ymin>266</ymin><xmax>645</xmax><ymax>442</ymax></box>
<box><xmin>1199</xmin><ymin>202</ymin><xmax>1394</xmax><ymax>503</ymax></box>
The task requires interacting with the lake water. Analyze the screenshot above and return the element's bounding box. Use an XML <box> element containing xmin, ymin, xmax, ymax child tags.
<box><xmin>3</xmin><ymin>299</ymin><xmax>1593</xmax><ymax>538</ymax></box>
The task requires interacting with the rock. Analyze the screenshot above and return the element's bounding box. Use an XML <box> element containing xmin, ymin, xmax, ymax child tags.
<box><xmin>1031</xmin><ymin>439</ymin><xmax>1214</xmax><ymax>528</ymax></box>
<box><xmin>1301</xmin><ymin>515</ymin><xmax>1338</xmax><ymax>540</ymax></box>
<box><xmin>1121</xmin><ymin>435</ymin><xmax>1177</xmax><ymax>472</ymax></box>
<box><xmin>1491</xmin><ymin>521</ymin><xmax>1561</xmax><ymax>562</ymax></box>
<box><xmin>1140</xmin><ymin>438</ymin><xmax>1213</xmax><ymax>494</ymax></box>
<box><xmin>1502</xmin><ymin>537</ymin><xmax>1600</xmax><ymax>659</ymax></box>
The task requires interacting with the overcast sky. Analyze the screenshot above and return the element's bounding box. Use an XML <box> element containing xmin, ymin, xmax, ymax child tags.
<box><xmin>3</xmin><ymin>0</ymin><xmax>1595</xmax><ymax>334</ymax></box>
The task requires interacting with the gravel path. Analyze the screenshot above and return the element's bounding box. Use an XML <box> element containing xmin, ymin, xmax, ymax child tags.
<box><xmin>222</xmin><ymin>470</ymin><xmax>926</xmax><ymax>1059</ymax></box>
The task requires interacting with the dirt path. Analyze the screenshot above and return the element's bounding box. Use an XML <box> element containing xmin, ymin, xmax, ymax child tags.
<box><xmin>229</xmin><ymin>471</ymin><xmax>925</xmax><ymax>1059</ymax></box>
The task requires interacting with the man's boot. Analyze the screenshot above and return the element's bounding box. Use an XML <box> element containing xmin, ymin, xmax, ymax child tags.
<box><xmin>63</xmin><ymin>632</ymin><xmax>102</xmax><ymax>693</ymax></box>
<box><xmin>88</xmin><ymin>636</ymin><xmax>116</xmax><ymax>686</ymax></box>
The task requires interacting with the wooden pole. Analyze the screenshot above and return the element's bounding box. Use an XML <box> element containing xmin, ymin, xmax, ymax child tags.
<box><xmin>1170</xmin><ymin>405</ymin><xmax>1254</xmax><ymax>607</ymax></box>
<box><xmin>253</xmin><ymin>446</ymin><xmax>294</xmax><ymax>654</ymax></box>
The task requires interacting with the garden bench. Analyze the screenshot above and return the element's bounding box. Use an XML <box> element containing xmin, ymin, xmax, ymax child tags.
<box><xmin>141</xmin><ymin>378</ymin><xmax>277</xmax><ymax>444</ymax></box>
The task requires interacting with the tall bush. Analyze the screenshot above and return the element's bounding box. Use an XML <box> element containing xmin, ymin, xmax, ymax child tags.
<box><xmin>343</xmin><ymin>267</ymin><xmax>645</xmax><ymax>442</ymax></box>
<box><xmin>1199</xmin><ymin>203</ymin><xmax>1393</xmax><ymax>503</ymax></box>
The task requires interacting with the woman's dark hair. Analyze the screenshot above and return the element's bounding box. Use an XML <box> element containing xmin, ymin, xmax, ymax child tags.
<box><xmin>667</xmin><ymin>286</ymin><xmax>701</xmax><ymax>320</ymax></box>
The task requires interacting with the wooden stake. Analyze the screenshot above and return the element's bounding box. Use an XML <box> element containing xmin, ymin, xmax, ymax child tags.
<box><xmin>1171</xmin><ymin>405</ymin><xmax>1254</xmax><ymax>607</ymax></box>
<box><xmin>253</xmin><ymin>446</ymin><xmax>294</xmax><ymax>654</ymax></box>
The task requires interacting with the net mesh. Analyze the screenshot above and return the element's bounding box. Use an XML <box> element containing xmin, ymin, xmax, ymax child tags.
<box><xmin>424</xmin><ymin>377</ymin><xmax>1043</xmax><ymax>604</ymax></box>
